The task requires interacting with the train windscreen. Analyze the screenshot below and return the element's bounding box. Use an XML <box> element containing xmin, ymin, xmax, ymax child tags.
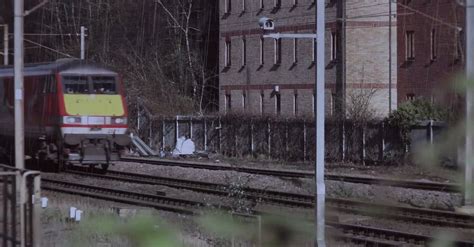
<box><xmin>63</xmin><ymin>76</ymin><xmax>89</xmax><ymax>94</ymax></box>
<box><xmin>92</xmin><ymin>76</ymin><xmax>117</xmax><ymax>94</ymax></box>
<box><xmin>62</xmin><ymin>76</ymin><xmax>117</xmax><ymax>94</ymax></box>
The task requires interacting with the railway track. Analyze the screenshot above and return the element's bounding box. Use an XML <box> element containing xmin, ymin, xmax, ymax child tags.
<box><xmin>327</xmin><ymin>222</ymin><xmax>474</xmax><ymax>247</ymax></box>
<box><xmin>42</xmin><ymin>176</ymin><xmax>474</xmax><ymax>246</ymax></box>
<box><xmin>120</xmin><ymin>157</ymin><xmax>461</xmax><ymax>192</ymax></box>
<box><xmin>64</xmin><ymin>167</ymin><xmax>474</xmax><ymax>228</ymax></box>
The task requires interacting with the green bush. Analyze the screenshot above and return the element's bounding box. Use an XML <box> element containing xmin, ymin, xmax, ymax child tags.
<box><xmin>388</xmin><ymin>99</ymin><xmax>448</xmax><ymax>144</ymax></box>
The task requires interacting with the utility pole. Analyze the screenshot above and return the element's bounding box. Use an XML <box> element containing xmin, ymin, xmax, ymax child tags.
<box><xmin>2</xmin><ymin>24</ymin><xmax>8</xmax><ymax>65</ymax></box>
<box><xmin>80</xmin><ymin>26</ymin><xmax>86</xmax><ymax>60</ymax></box>
<box><xmin>465</xmin><ymin>0</ymin><xmax>474</xmax><ymax>208</ymax></box>
<box><xmin>14</xmin><ymin>0</ymin><xmax>25</xmax><ymax>171</ymax></box>
<box><xmin>315</xmin><ymin>0</ymin><xmax>326</xmax><ymax>245</ymax></box>
<box><xmin>261</xmin><ymin>1</ymin><xmax>326</xmax><ymax>245</ymax></box>
<box><xmin>388</xmin><ymin>0</ymin><xmax>393</xmax><ymax>113</ymax></box>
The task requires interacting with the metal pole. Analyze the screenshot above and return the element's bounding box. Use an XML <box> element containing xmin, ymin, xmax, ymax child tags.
<box><xmin>3</xmin><ymin>25</ymin><xmax>8</xmax><ymax>65</ymax></box>
<box><xmin>388</xmin><ymin>0</ymin><xmax>392</xmax><ymax>113</ymax></box>
<box><xmin>14</xmin><ymin>0</ymin><xmax>25</xmax><ymax>172</ymax></box>
<box><xmin>80</xmin><ymin>26</ymin><xmax>85</xmax><ymax>60</ymax></box>
<box><xmin>465</xmin><ymin>2</ymin><xmax>474</xmax><ymax>207</ymax></box>
<box><xmin>315</xmin><ymin>0</ymin><xmax>326</xmax><ymax>246</ymax></box>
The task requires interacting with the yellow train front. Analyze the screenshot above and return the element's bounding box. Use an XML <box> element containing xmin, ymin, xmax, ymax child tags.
<box><xmin>58</xmin><ymin>60</ymin><xmax>130</xmax><ymax>170</ymax></box>
<box><xmin>0</xmin><ymin>59</ymin><xmax>130</xmax><ymax>171</ymax></box>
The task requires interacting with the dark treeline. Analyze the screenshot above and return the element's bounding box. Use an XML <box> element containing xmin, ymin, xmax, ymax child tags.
<box><xmin>1</xmin><ymin>0</ymin><xmax>220</xmax><ymax>115</ymax></box>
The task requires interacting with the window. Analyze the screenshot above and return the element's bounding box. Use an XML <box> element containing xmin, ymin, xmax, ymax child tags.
<box><xmin>242</xmin><ymin>92</ymin><xmax>246</xmax><ymax>109</ymax></box>
<box><xmin>241</xmin><ymin>0</ymin><xmax>245</xmax><ymax>12</ymax></box>
<box><xmin>312</xmin><ymin>39</ymin><xmax>316</xmax><ymax>63</ymax></box>
<box><xmin>275</xmin><ymin>93</ymin><xmax>281</xmax><ymax>115</ymax></box>
<box><xmin>225</xmin><ymin>0</ymin><xmax>231</xmax><ymax>13</ymax></box>
<box><xmin>406</xmin><ymin>93</ymin><xmax>415</xmax><ymax>101</ymax></box>
<box><xmin>241</xmin><ymin>38</ymin><xmax>246</xmax><ymax>67</ymax></box>
<box><xmin>274</xmin><ymin>0</ymin><xmax>281</xmax><ymax>8</ymax></box>
<box><xmin>259</xmin><ymin>0</ymin><xmax>264</xmax><ymax>9</ymax></box>
<box><xmin>225</xmin><ymin>94</ymin><xmax>232</xmax><ymax>112</ymax></box>
<box><xmin>430</xmin><ymin>29</ymin><xmax>437</xmax><ymax>61</ymax></box>
<box><xmin>225</xmin><ymin>40</ymin><xmax>231</xmax><ymax>67</ymax></box>
<box><xmin>331</xmin><ymin>31</ymin><xmax>338</xmax><ymax>61</ymax></box>
<box><xmin>260</xmin><ymin>92</ymin><xmax>264</xmax><ymax>114</ymax></box>
<box><xmin>293</xmin><ymin>93</ymin><xmax>298</xmax><ymax>116</ymax></box>
<box><xmin>293</xmin><ymin>0</ymin><xmax>298</xmax><ymax>6</ymax></box>
<box><xmin>293</xmin><ymin>38</ymin><xmax>298</xmax><ymax>64</ymax></box>
<box><xmin>92</xmin><ymin>76</ymin><xmax>117</xmax><ymax>94</ymax></box>
<box><xmin>63</xmin><ymin>76</ymin><xmax>89</xmax><ymax>94</ymax></box>
<box><xmin>274</xmin><ymin>39</ymin><xmax>281</xmax><ymax>65</ymax></box>
<box><xmin>406</xmin><ymin>31</ymin><xmax>415</xmax><ymax>60</ymax></box>
<box><xmin>260</xmin><ymin>37</ymin><xmax>265</xmax><ymax>65</ymax></box>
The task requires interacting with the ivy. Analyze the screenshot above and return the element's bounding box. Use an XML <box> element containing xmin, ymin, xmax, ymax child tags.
<box><xmin>388</xmin><ymin>99</ymin><xmax>448</xmax><ymax>144</ymax></box>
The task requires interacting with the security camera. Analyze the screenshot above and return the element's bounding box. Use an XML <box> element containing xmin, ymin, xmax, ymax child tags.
<box><xmin>259</xmin><ymin>17</ymin><xmax>275</xmax><ymax>31</ymax></box>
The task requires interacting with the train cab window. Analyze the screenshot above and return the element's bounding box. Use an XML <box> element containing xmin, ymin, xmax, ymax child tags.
<box><xmin>92</xmin><ymin>76</ymin><xmax>117</xmax><ymax>94</ymax></box>
<box><xmin>63</xmin><ymin>76</ymin><xmax>89</xmax><ymax>94</ymax></box>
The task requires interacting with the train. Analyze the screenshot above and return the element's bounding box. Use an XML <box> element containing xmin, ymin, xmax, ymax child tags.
<box><xmin>0</xmin><ymin>59</ymin><xmax>130</xmax><ymax>171</ymax></box>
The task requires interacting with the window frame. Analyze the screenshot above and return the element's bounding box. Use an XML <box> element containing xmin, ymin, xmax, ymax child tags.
<box><xmin>241</xmin><ymin>38</ymin><xmax>247</xmax><ymax>67</ymax></box>
<box><xmin>274</xmin><ymin>38</ymin><xmax>282</xmax><ymax>65</ymax></box>
<box><xmin>430</xmin><ymin>28</ymin><xmax>437</xmax><ymax>61</ymax></box>
<box><xmin>330</xmin><ymin>31</ymin><xmax>338</xmax><ymax>62</ymax></box>
<box><xmin>275</xmin><ymin>93</ymin><xmax>281</xmax><ymax>116</ymax></box>
<box><xmin>225</xmin><ymin>0</ymin><xmax>232</xmax><ymax>14</ymax></box>
<box><xmin>406</xmin><ymin>31</ymin><xmax>415</xmax><ymax>61</ymax></box>
<box><xmin>225</xmin><ymin>40</ymin><xmax>232</xmax><ymax>67</ymax></box>
<box><xmin>293</xmin><ymin>38</ymin><xmax>298</xmax><ymax>64</ymax></box>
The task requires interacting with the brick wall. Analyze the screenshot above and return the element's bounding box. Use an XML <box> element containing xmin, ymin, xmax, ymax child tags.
<box><xmin>219</xmin><ymin>0</ymin><xmax>397</xmax><ymax>118</ymax></box>
<box><xmin>397</xmin><ymin>0</ymin><xmax>465</xmax><ymax>106</ymax></box>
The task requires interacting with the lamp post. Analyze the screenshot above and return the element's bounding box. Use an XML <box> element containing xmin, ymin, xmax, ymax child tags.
<box><xmin>464</xmin><ymin>0</ymin><xmax>474</xmax><ymax>208</ymax></box>
<box><xmin>261</xmin><ymin>0</ymin><xmax>326</xmax><ymax>245</ymax></box>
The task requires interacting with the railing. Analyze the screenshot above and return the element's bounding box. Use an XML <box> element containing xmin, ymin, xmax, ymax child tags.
<box><xmin>0</xmin><ymin>164</ymin><xmax>41</xmax><ymax>247</ymax></box>
<box><xmin>136</xmin><ymin>115</ymin><xmax>448</xmax><ymax>163</ymax></box>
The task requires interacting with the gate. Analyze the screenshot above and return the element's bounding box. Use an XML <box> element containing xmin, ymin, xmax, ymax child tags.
<box><xmin>1</xmin><ymin>164</ymin><xmax>41</xmax><ymax>247</ymax></box>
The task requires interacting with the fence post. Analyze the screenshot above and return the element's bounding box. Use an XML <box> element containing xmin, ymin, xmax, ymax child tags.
<box><xmin>250</xmin><ymin>122</ymin><xmax>255</xmax><ymax>155</ymax></box>
<box><xmin>175</xmin><ymin>116</ymin><xmax>179</xmax><ymax>144</ymax></box>
<box><xmin>204</xmin><ymin>119</ymin><xmax>208</xmax><ymax>151</ymax></box>
<box><xmin>162</xmin><ymin>119</ymin><xmax>166</xmax><ymax>151</ymax></box>
<box><xmin>429</xmin><ymin>120</ymin><xmax>434</xmax><ymax>145</ymax></box>
<box><xmin>267</xmin><ymin>120</ymin><xmax>271</xmax><ymax>157</ymax></box>
<box><xmin>285</xmin><ymin>120</ymin><xmax>289</xmax><ymax>160</ymax></box>
<box><xmin>32</xmin><ymin>175</ymin><xmax>41</xmax><ymax>247</ymax></box>
<box><xmin>149</xmin><ymin>119</ymin><xmax>153</xmax><ymax>148</ymax></box>
<box><xmin>303</xmin><ymin>121</ymin><xmax>307</xmax><ymax>161</ymax></box>
<box><xmin>189</xmin><ymin>118</ymin><xmax>193</xmax><ymax>139</ymax></box>
<box><xmin>361</xmin><ymin>126</ymin><xmax>366</xmax><ymax>165</ymax></box>
<box><xmin>218</xmin><ymin>117</ymin><xmax>222</xmax><ymax>153</ymax></box>
<box><xmin>379</xmin><ymin>122</ymin><xmax>385</xmax><ymax>162</ymax></box>
<box><xmin>342</xmin><ymin>120</ymin><xmax>346</xmax><ymax>161</ymax></box>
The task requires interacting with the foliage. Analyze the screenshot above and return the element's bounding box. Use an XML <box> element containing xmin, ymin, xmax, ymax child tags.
<box><xmin>388</xmin><ymin>99</ymin><xmax>448</xmax><ymax>144</ymax></box>
<box><xmin>79</xmin><ymin>214</ymin><xmax>180</xmax><ymax>247</ymax></box>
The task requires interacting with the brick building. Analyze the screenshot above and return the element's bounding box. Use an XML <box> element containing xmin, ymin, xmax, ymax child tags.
<box><xmin>219</xmin><ymin>0</ymin><xmax>397</xmax><ymax>118</ymax></box>
<box><xmin>397</xmin><ymin>0</ymin><xmax>465</xmax><ymax>106</ymax></box>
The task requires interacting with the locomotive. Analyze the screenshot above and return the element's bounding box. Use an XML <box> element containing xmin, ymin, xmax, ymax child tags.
<box><xmin>0</xmin><ymin>59</ymin><xmax>130</xmax><ymax>171</ymax></box>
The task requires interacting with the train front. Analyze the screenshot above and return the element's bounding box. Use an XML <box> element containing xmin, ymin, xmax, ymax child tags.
<box><xmin>58</xmin><ymin>64</ymin><xmax>130</xmax><ymax>169</ymax></box>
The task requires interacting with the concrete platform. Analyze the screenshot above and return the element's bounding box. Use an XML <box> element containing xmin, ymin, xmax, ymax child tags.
<box><xmin>455</xmin><ymin>206</ymin><xmax>474</xmax><ymax>215</ymax></box>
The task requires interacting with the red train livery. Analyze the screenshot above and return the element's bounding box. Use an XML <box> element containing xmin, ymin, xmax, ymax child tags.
<box><xmin>0</xmin><ymin>59</ymin><xmax>130</xmax><ymax>170</ymax></box>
